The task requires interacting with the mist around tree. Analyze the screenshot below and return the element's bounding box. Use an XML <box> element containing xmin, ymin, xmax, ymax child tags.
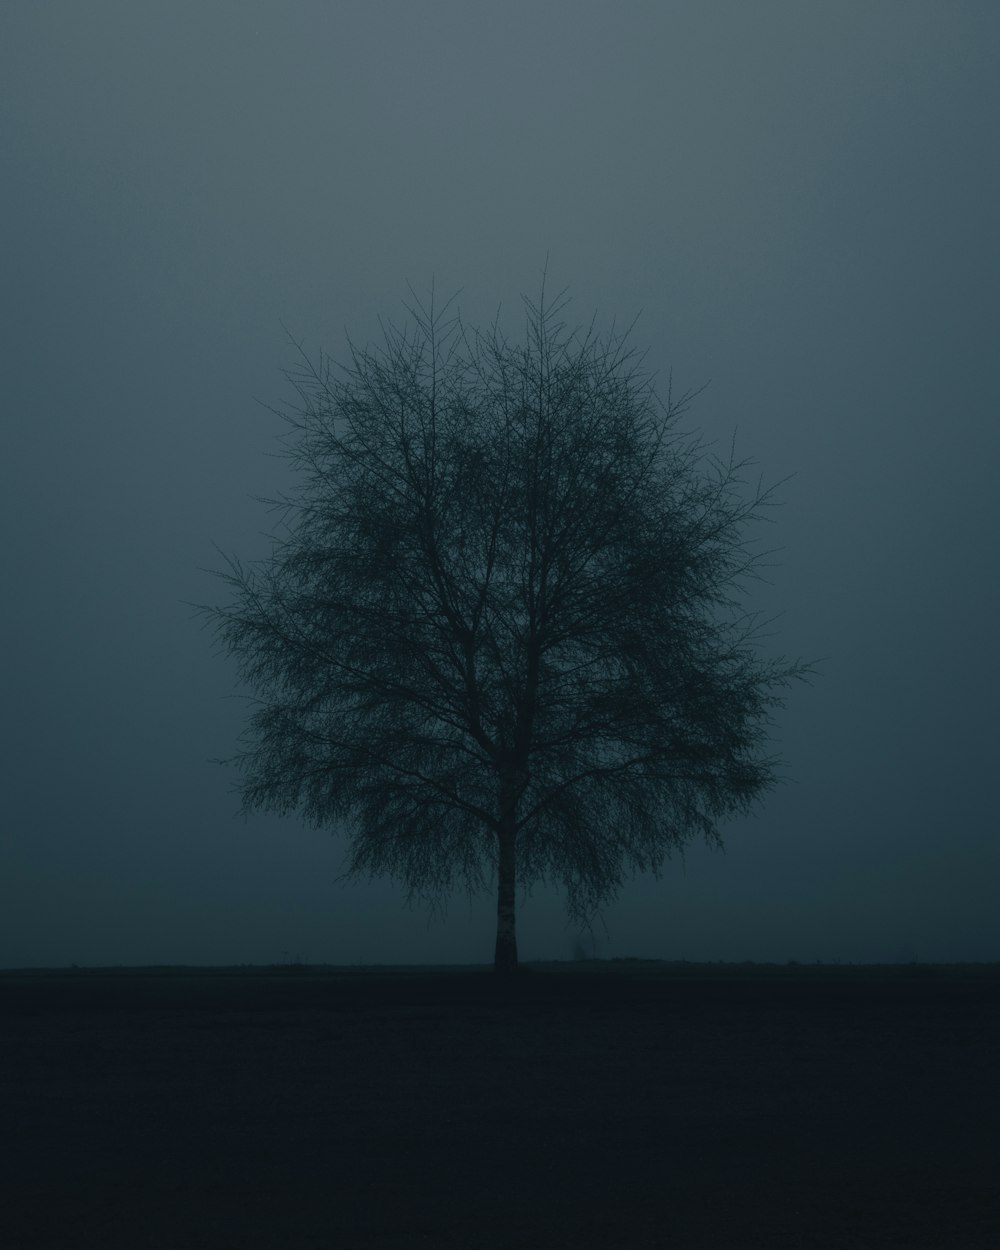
<box><xmin>203</xmin><ymin>284</ymin><xmax>811</xmax><ymax>973</ymax></box>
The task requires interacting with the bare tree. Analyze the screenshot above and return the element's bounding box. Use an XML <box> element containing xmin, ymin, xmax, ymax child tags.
<box><xmin>202</xmin><ymin>285</ymin><xmax>810</xmax><ymax>973</ymax></box>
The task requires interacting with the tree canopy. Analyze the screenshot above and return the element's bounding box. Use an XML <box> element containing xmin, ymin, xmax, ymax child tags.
<box><xmin>205</xmin><ymin>287</ymin><xmax>809</xmax><ymax>971</ymax></box>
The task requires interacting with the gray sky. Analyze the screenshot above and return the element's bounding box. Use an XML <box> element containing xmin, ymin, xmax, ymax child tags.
<box><xmin>3</xmin><ymin>0</ymin><xmax>998</xmax><ymax>968</ymax></box>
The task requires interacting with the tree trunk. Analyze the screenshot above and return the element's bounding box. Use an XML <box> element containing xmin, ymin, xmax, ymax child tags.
<box><xmin>493</xmin><ymin>799</ymin><xmax>518</xmax><ymax>974</ymax></box>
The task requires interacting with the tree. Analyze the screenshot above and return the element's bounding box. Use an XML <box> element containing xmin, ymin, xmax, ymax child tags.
<box><xmin>203</xmin><ymin>285</ymin><xmax>810</xmax><ymax>974</ymax></box>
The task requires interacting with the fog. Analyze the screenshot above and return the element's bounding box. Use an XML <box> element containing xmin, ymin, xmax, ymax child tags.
<box><xmin>3</xmin><ymin>1</ymin><xmax>998</xmax><ymax>968</ymax></box>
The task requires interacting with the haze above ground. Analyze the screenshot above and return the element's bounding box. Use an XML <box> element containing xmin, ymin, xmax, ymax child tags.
<box><xmin>2</xmin><ymin>1</ymin><xmax>998</xmax><ymax>968</ymax></box>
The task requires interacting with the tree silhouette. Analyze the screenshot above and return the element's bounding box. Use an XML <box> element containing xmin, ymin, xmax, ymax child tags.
<box><xmin>204</xmin><ymin>285</ymin><xmax>810</xmax><ymax>973</ymax></box>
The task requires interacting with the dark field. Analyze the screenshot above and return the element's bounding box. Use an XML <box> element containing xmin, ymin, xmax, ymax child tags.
<box><xmin>2</xmin><ymin>962</ymin><xmax>999</xmax><ymax>1249</ymax></box>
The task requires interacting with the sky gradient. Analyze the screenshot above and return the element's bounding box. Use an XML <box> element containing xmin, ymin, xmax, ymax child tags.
<box><xmin>3</xmin><ymin>0</ymin><xmax>998</xmax><ymax>967</ymax></box>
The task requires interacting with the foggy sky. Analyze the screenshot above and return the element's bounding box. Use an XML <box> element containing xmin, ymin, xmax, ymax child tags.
<box><xmin>3</xmin><ymin>0</ymin><xmax>998</xmax><ymax>968</ymax></box>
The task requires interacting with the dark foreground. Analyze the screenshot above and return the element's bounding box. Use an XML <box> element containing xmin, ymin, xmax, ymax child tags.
<box><xmin>2</xmin><ymin>961</ymin><xmax>999</xmax><ymax>1249</ymax></box>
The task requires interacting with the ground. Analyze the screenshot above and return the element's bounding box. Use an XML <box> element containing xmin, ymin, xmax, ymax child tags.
<box><xmin>2</xmin><ymin>962</ymin><xmax>998</xmax><ymax>1248</ymax></box>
